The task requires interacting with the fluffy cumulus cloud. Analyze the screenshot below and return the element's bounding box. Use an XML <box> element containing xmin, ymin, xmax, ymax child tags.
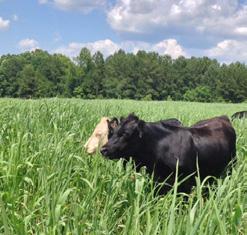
<box><xmin>40</xmin><ymin>0</ymin><xmax>106</xmax><ymax>13</ymax></box>
<box><xmin>152</xmin><ymin>39</ymin><xmax>186</xmax><ymax>58</ymax></box>
<box><xmin>206</xmin><ymin>40</ymin><xmax>247</xmax><ymax>63</ymax></box>
<box><xmin>37</xmin><ymin>0</ymin><xmax>247</xmax><ymax>62</ymax></box>
<box><xmin>107</xmin><ymin>0</ymin><xmax>247</xmax><ymax>42</ymax></box>
<box><xmin>18</xmin><ymin>38</ymin><xmax>40</xmax><ymax>52</ymax></box>
<box><xmin>55</xmin><ymin>39</ymin><xmax>120</xmax><ymax>58</ymax></box>
<box><xmin>0</xmin><ymin>16</ymin><xmax>10</xmax><ymax>30</ymax></box>
<box><xmin>55</xmin><ymin>38</ymin><xmax>186</xmax><ymax>59</ymax></box>
<box><xmin>120</xmin><ymin>39</ymin><xmax>186</xmax><ymax>58</ymax></box>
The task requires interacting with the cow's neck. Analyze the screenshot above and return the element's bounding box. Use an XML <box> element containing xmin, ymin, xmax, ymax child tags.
<box><xmin>132</xmin><ymin>123</ymin><xmax>171</xmax><ymax>172</ymax></box>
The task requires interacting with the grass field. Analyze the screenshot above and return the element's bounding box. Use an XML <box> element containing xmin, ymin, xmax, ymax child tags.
<box><xmin>0</xmin><ymin>98</ymin><xmax>246</xmax><ymax>235</ymax></box>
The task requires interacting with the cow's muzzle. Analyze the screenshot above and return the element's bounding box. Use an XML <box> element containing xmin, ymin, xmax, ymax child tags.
<box><xmin>100</xmin><ymin>147</ymin><xmax>108</xmax><ymax>156</ymax></box>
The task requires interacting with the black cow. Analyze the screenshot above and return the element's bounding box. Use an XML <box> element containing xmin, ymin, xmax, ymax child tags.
<box><xmin>231</xmin><ymin>111</ymin><xmax>247</xmax><ymax>120</ymax></box>
<box><xmin>101</xmin><ymin>114</ymin><xmax>236</xmax><ymax>194</ymax></box>
<box><xmin>107</xmin><ymin>116</ymin><xmax>183</xmax><ymax>139</ymax></box>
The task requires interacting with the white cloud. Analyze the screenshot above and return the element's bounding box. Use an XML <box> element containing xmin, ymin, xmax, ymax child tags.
<box><xmin>18</xmin><ymin>38</ymin><xmax>40</xmax><ymax>52</ymax></box>
<box><xmin>55</xmin><ymin>39</ymin><xmax>120</xmax><ymax>58</ymax></box>
<box><xmin>0</xmin><ymin>16</ymin><xmax>10</xmax><ymax>30</ymax></box>
<box><xmin>54</xmin><ymin>38</ymin><xmax>247</xmax><ymax>63</ymax></box>
<box><xmin>120</xmin><ymin>39</ymin><xmax>187</xmax><ymax>58</ymax></box>
<box><xmin>107</xmin><ymin>0</ymin><xmax>247</xmax><ymax>44</ymax></box>
<box><xmin>40</xmin><ymin>0</ymin><xmax>106</xmax><ymax>13</ymax></box>
<box><xmin>234</xmin><ymin>27</ymin><xmax>247</xmax><ymax>35</ymax></box>
<box><xmin>211</xmin><ymin>4</ymin><xmax>221</xmax><ymax>11</ymax></box>
<box><xmin>206</xmin><ymin>39</ymin><xmax>247</xmax><ymax>63</ymax></box>
<box><xmin>152</xmin><ymin>39</ymin><xmax>186</xmax><ymax>58</ymax></box>
<box><xmin>55</xmin><ymin>38</ymin><xmax>186</xmax><ymax>59</ymax></box>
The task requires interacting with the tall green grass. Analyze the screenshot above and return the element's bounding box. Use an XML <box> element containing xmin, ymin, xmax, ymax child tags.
<box><xmin>0</xmin><ymin>98</ymin><xmax>246</xmax><ymax>234</ymax></box>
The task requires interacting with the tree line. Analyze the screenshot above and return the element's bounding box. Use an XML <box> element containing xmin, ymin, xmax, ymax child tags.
<box><xmin>0</xmin><ymin>48</ymin><xmax>246</xmax><ymax>103</ymax></box>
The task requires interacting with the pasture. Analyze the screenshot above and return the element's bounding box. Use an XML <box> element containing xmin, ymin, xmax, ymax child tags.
<box><xmin>0</xmin><ymin>98</ymin><xmax>246</xmax><ymax>234</ymax></box>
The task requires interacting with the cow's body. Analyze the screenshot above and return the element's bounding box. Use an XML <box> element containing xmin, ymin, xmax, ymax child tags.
<box><xmin>101</xmin><ymin>114</ymin><xmax>236</xmax><ymax>193</ymax></box>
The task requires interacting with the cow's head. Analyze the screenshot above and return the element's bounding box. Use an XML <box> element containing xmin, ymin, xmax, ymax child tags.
<box><xmin>84</xmin><ymin>117</ymin><xmax>110</xmax><ymax>154</ymax></box>
<box><xmin>101</xmin><ymin>114</ymin><xmax>144</xmax><ymax>159</ymax></box>
<box><xmin>84</xmin><ymin>117</ymin><xmax>119</xmax><ymax>154</ymax></box>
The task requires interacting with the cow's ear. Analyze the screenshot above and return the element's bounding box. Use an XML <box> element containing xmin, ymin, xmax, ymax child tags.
<box><xmin>137</xmin><ymin>120</ymin><xmax>144</xmax><ymax>138</ymax></box>
<box><xmin>128</xmin><ymin>113</ymin><xmax>139</xmax><ymax>121</ymax></box>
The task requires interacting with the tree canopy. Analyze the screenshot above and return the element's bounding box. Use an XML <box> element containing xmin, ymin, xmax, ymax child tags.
<box><xmin>0</xmin><ymin>48</ymin><xmax>246</xmax><ymax>102</ymax></box>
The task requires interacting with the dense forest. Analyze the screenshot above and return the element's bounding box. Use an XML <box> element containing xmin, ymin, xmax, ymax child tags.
<box><xmin>0</xmin><ymin>48</ymin><xmax>246</xmax><ymax>103</ymax></box>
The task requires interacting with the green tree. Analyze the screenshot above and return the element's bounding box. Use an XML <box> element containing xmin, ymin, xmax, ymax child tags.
<box><xmin>0</xmin><ymin>49</ymin><xmax>247</xmax><ymax>102</ymax></box>
<box><xmin>17</xmin><ymin>64</ymin><xmax>38</xmax><ymax>98</ymax></box>
<box><xmin>183</xmin><ymin>86</ymin><xmax>214</xmax><ymax>102</ymax></box>
<box><xmin>0</xmin><ymin>55</ymin><xmax>26</xmax><ymax>97</ymax></box>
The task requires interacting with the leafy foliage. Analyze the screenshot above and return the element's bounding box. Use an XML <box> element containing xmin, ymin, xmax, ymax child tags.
<box><xmin>0</xmin><ymin>49</ymin><xmax>247</xmax><ymax>102</ymax></box>
<box><xmin>183</xmin><ymin>86</ymin><xmax>215</xmax><ymax>102</ymax></box>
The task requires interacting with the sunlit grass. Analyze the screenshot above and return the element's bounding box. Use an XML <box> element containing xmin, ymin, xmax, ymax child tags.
<box><xmin>0</xmin><ymin>98</ymin><xmax>246</xmax><ymax>234</ymax></box>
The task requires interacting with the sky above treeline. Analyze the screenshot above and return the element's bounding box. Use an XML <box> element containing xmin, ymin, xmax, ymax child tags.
<box><xmin>1</xmin><ymin>0</ymin><xmax>247</xmax><ymax>63</ymax></box>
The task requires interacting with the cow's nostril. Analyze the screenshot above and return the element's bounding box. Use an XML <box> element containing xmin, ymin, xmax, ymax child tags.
<box><xmin>100</xmin><ymin>147</ymin><xmax>108</xmax><ymax>156</ymax></box>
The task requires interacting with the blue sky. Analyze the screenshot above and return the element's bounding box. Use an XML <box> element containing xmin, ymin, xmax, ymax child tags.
<box><xmin>1</xmin><ymin>0</ymin><xmax>247</xmax><ymax>63</ymax></box>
